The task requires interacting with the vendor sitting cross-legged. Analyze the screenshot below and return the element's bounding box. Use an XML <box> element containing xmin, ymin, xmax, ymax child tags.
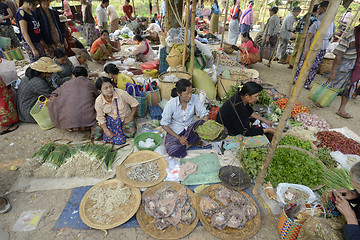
<box><xmin>94</xmin><ymin>77</ymin><xmax>138</xmax><ymax>145</ymax></box>
<box><xmin>161</xmin><ymin>79</ymin><xmax>209</xmax><ymax>158</ymax></box>
<box><xmin>216</xmin><ymin>81</ymin><xmax>275</xmax><ymax>149</ymax></box>
<box><xmin>90</xmin><ymin>29</ymin><xmax>119</xmax><ymax>64</ymax></box>
<box><xmin>236</xmin><ymin>32</ymin><xmax>261</xmax><ymax>65</ymax></box>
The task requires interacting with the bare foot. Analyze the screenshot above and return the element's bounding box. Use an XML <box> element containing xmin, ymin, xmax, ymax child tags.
<box><xmin>336</xmin><ymin>111</ymin><xmax>353</xmax><ymax>119</ymax></box>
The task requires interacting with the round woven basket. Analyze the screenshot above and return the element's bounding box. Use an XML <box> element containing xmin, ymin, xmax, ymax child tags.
<box><xmin>116</xmin><ymin>150</ymin><xmax>168</xmax><ymax>188</ymax></box>
<box><xmin>136</xmin><ymin>181</ymin><xmax>199</xmax><ymax>239</ymax></box>
<box><xmin>79</xmin><ymin>179</ymin><xmax>141</xmax><ymax>230</ymax></box>
<box><xmin>223</xmin><ymin>43</ymin><xmax>234</xmax><ymax>54</ymax></box>
<box><xmin>158</xmin><ymin>71</ymin><xmax>192</xmax><ymax>100</ymax></box>
<box><xmin>217</xmin><ymin>75</ymin><xmax>245</xmax><ymax>98</ymax></box>
<box><xmin>317</xmin><ymin>58</ymin><xmax>334</xmax><ymax>75</ymax></box>
<box><xmin>196</xmin><ymin>184</ymin><xmax>261</xmax><ymax>240</ymax></box>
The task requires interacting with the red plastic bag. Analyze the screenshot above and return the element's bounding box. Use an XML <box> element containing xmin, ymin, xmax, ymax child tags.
<box><xmin>141</xmin><ymin>60</ymin><xmax>159</xmax><ymax>72</ymax></box>
<box><xmin>209</xmin><ymin>107</ymin><xmax>220</xmax><ymax>120</ymax></box>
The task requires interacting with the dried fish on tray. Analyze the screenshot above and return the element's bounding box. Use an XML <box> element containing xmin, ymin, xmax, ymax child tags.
<box><xmin>116</xmin><ymin>150</ymin><xmax>168</xmax><ymax>188</ymax></box>
<box><xmin>136</xmin><ymin>182</ymin><xmax>199</xmax><ymax>240</ymax></box>
<box><xmin>196</xmin><ymin>184</ymin><xmax>261</xmax><ymax>240</ymax></box>
<box><xmin>79</xmin><ymin>179</ymin><xmax>141</xmax><ymax>229</ymax></box>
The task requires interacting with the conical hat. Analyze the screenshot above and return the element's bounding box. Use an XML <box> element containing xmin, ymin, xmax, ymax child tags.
<box><xmin>30</xmin><ymin>57</ymin><xmax>62</xmax><ymax>73</ymax></box>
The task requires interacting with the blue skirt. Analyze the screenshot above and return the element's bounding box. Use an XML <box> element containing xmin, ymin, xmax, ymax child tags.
<box><xmin>103</xmin><ymin>115</ymin><xmax>126</xmax><ymax>145</ymax></box>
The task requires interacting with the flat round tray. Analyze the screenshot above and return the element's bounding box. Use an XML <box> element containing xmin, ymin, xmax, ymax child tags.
<box><xmin>196</xmin><ymin>184</ymin><xmax>261</xmax><ymax>240</ymax></box>
<box><xmin>218</xmin><ymin>166</ymin><xmax>252</xmax><ymax>191</ymax></box>
<box><xmin>79</xmin><ymin>179</ymin><xmax>141</xmax><ymax>230</ymax></box>
<box><xmin>136</xmin><ymin>181</ymin><xmax>199</xmax><ymax>239</ymax></box>
<box><xmin>116</xmin><ymin>150</ymin><xmax>168</xmax><ymax>188</ymax></box>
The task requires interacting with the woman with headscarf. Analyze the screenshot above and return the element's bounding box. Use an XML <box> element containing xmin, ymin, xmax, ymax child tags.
<box><xmin>17</xmin><ymin>57</ymin><xmax>62</xmax><ymax>122</ymax></box>
<box><xmin>210</xmin><ymin>0</ymin><xmax>220</xmax><ymax>33</ymax></box>
<box><xmin>34</xmin><ymin>0</ymin><xmax>67</xmax><ymax>57</ymax></box>
<box><xmin>240</xmin><ymin>0</ymin><xmax>254</xmax><ymax>34</ymax></box>
<box><xmin>16</xmin><ymin>0</ymin><xmax>47</xmax><ymax>62</ymax></box>
<box><xmin>228</xmin><ymin>0</ymin><xmax>241</xmax><ymax>45</ymax></box>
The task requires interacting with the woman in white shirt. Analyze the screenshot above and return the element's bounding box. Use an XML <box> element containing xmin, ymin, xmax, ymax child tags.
<box><xmin>107</xmin><ymin>4</ymin><xmax>119</xmax><ymax>33</ymax></box>
<box><xmin>160</xmin><ymin>79</ymin><xmax>209</xmax><ymax>158</ymax></box>
<box><xmin>131</xmin><ymin>35</ymin><xmax>155</xmax><ymax>62</ymax></box>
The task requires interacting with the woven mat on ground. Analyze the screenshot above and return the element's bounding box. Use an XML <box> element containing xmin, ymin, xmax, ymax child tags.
<box><xmin>180</xmin><ymin>153</ymin><xmax>221</xmax><ymax>186</ymax></box>
<box><xmin>53</xmin><ymin>183</ymin><xmax>263</xmax><ymax>230</ymax></box>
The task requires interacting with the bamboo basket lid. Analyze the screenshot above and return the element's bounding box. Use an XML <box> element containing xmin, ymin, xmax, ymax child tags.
<box><xmin>79</xmin><ymin>179</ymin><xmax>141</xmax><ymax>230</ymax></box>
<box><xmin>136</xmin><ymin>181</ymin><xmax>199</xmax><ymax>239</ymax></box>
<box><xmin>196</xmin><ymin>184</ymin><xmax>261</xmax><ymax>240</ymax></box>
<box><xmin>116</xmin><ymin>150</ymin><xmax>168</xmax><ymax>188</ymax></box>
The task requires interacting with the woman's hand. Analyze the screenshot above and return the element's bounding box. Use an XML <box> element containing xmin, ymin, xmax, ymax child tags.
<box><xmin>104</xmin><ymin>129</ymin><xmax>114</xmax><ymax>138</ymax></box>
<box><xmin>32</xmin><ymin>48</ymin><xmax>40</xmax><ymax>58</ymax></box>
<box><xmin>334</xmin><ymin>190</ymin><xmax>359</xmax><ymax>225</ymax></box>
<box><xmin>123</xmin><ymin>116</ymin><xmax>133</xmax><ymax>125</ymax></box>
<box><xmin>263</xmin><ymin>120</ymin><xmax>275</xmax><ymax>127</ymax></box>
<box><xmin>177</xmin><ymin>136</ymin><xmax>189</xmax><ymax>146</ymax></box>
<box><xmin>336</xmin><ymin>188</ymin><xmax>359</xmax><ymax>201</ymax></box>
<box><xmin>264</xmin><ymin>127</ymin><xmax>276</xmax><ymax>134</ymax></box>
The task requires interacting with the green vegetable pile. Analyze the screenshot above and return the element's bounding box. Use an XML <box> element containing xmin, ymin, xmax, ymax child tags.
<box><xmin>255</xmin><ymin>90</ymin><xmax>283</xmax><ymax>122</ymax></box>
<box><xmin>81</xmin><ymin>144</ymin><xmax>117</xmax><ymax>170</ymax></box>
<box><xmin>319</xmin><ymin>168</ymin><xmax>353</xmax><ymax>195</ymax></box>
<box><xmin>257</xmin><ymin>89</ymin><xmax>273</xmax><ymax>105</ymax></box>
<box><xmin>278</xmin><ymin>135</ymin><xmax>312</xmax><ymax>152</ymax></box>
<box><xmin>221</xmin><ymin>85</ymin><xmax>238</xmax><ymax>103</ymax></box>
<box><xmin>240</xmin><ymin>147</ymin><xmax>324</xmax><ymax>187</ymax></box>
<box><xmin>316</xmin><ymin>147</ymin><xmax>338</xmax><ymax>169</ymax></box>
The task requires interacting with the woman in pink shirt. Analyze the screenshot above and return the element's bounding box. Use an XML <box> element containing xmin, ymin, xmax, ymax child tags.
<box><xmin>240</xmin><ymin>0</ymin><xmax>253</xmax><ymax>34</ymax></box>
<box><xmin>237</xmin><ymin>31</ymin><xmax>260</xmax><ymax>65</ymax></box>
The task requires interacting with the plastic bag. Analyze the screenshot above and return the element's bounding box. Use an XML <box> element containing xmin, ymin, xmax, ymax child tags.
<box><xmin>0</xmin><ymin>58</ymin><xmax>17</xmax><ymax>85</ymax></box>
<box><xmin>330</xmin><ymin>151</ymin><xmax>360</xmax><ymax>171</ymax></box>
<box><xmin>276</xmin><ymin>183</ymin><xmax>317</xmax><ymax>204</ymax></box>
<box><xmin>12</xmin><ymin>210</ymin><xmax>45</xmax><ymax>232</ymax></box>
<box><xmin>123</xmin><ymin>58</ymin><xmax>136</xmax><ymax>66</ymax></box>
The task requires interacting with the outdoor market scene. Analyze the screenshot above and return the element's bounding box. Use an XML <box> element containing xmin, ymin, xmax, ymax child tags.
<box><xmin>1</xmin><ymin>0</ymin><xmax>360</xmax><ymax>239</ymax></box>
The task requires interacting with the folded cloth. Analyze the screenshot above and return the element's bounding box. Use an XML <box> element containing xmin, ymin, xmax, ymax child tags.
<box><xmin>179</xmin><ymin>161</ymin><xmax>198</xmax><ymax>181</ymax></box>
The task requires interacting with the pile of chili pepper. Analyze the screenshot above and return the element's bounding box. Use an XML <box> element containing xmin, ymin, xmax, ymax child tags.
<box><xmin>316</xmin><ymin>131</ymin><xmax>360</xmax><ymax>156</ymax></box>
<box><xmin>274</xmin><ymin>98</ymin><xmax>310</xmax><ymax>118</ymax></box>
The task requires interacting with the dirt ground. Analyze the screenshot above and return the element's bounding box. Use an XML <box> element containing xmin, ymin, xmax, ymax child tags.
<box><xmin>1</xmin><ymin>35</ymin><xmax>359</xmax><ymax>240</ymax></box>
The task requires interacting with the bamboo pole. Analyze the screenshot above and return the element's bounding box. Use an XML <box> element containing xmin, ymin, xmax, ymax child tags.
<box><xmin>132</xmin><ymin>0</ymin><xmax>137</xmax><ymax>18</ymax></box>
<box><xmin>156</xmin><ymin>0</ymin><xmax>160</xmax><ymax>14</ymax></box>
<box><xmin>182</xmin><ymin>0</ymin><xmax>191</xmax><ymax>70</ymax></box>
<box><xmin>286</xmin><ymin>0</ymin><xmax>316</xmax><ymax>97</ymax></box>
<box><xmin>261</xmin><ymin>0</ymin><xmax>270</xmax><ymax>26</ymax></box>
<box><xmin>165</xmin><ymin>0</ymin><xmax>169</xmax><ymax>31</ymax></box>
<box><xmin>189</xmin><ymin>0</ymin><xmax>197</xmax><ymax>75</ymax></box>
<box><xmin>220</xmin><ymin>0</ymin><xmax>230</xmax><ymax>48</ymax></box>
<box><xmin>334</xmin><ymin>5</ymin><xmax>360</xmax><ymax>43</ymax></box>
<box><xmin>253</xmin><ymin>0</ymin><xmax>341</xmax><ymax>197</ymax></box>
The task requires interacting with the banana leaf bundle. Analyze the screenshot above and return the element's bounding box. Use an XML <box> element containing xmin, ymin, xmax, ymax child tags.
<box><xmin>32</xmin><ymin>143</ymin><xmax>57</xmax><ymax>163</ymax></box>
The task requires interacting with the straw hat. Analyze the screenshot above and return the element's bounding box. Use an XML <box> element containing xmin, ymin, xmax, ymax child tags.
<box><xmin>71</xmin><ymin>48</ymin><xmax>93</xmax><ymax>61</ymax></box>
<box><xmin>59</xmin><ymin>15</ymin><xmax>71</xmax><ymax>23</ymax></box>
<box><xmin>30</xmin><ymin>57</ymin><xmax>62</xmax><ymax>73</ymax></box>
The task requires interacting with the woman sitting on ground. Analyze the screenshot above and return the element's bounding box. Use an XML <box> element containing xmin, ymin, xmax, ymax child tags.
<box><xmin>131</xmin><ymin>35</ymin><xmax>155</xmax><ymax>62</ymax></box>
<box><xmin>17</xmin><ymin>57</ymin><xmax>62</xmax><ymax>123</ymax></box>
<box><xmin>48</xmin><ymin>66</ymin><xmax>97</xmax><ymax>131</ymax></box>
<box><xmin>145</xmin><ymin>18</ymin><xmax>162</xmax><ymax>43</ymax></box>
<box><xmin>236</xmin><ymin>31</ymin><xmax>261</xmax><ymax>65</ymax></box>
<box><xmin>68</xmin><ymin>48</ymin><xmax>98</xmax><ymax>78</ymax></box>
<box><xmin>90</xmin><ymin>29</ymin><xmax>119</xmax><ymax>64</ymax></box>
<box><xmin>216</xmin><ymin>82</ymin><xmax>275</xmax><ymax>148</ymax></box>
<box><xmin>161</xmin><ymin>79</ymin><xmax>209</xmax><ymax>158</ymax></box>
<box><xmin>94</xmin><ymin>77</ymin><xmax>138</xmax><ymax>144</ymax></box>
<box><xmin>297</xmin><ymin>162</ymin><xmax>360</xmax><ymax>240</ymax></box>
<box><xmin>104</xmin><ymin>63</ymin><xmax>136</xmax><ymax>90</ymax></box>
<box><xmin>52</xmin><ymin>48</ymin><xmax>74</xmax><ymax>87</ymax></box>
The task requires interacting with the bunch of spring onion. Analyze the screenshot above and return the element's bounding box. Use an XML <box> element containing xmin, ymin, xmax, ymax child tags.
<box><xmin>318</xmin><ymin>168</ymin><xmax>353</xmax><ymax>195</ymax></box>
<box><xmin>81</xmin><ymin>144</ymin><xmax>117</xmax><ymax>170</ymax></box>
<box><xmin>45</xmin><ymin>145</ymin><xmax>75</xmax><ymax>169</ymax></box>
<box><xmin>32</xmin><ymin>143</ymin><xmax>56</xmax><ymax>163</ymax></box>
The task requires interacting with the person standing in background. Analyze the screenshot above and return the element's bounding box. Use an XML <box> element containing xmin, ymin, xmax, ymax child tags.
<box><xmin>0</xmin><ymin>0</ymin><xmax>21</xmax><ymax>48</ymax></box>
<box><xmin>107</xmin><ymin>4</ymin><xmax>119</xmax><ymax>33</ymax></box>
<box><xmin>96</xmin><ymin>0</ymin><xmax>109</xmax><ymax>31</ymax></box>
<box><xmin>240</xmin><ymin>0</ymin><xmax>253</xmax><ymax>34</ymax></box>
<box><xmin>276</xmin><ymin>7</ymin><xmax>301</xmax><ymax>64</ymax></box>
<box><xmin>228</xmin><ymin>0</ymin><xmax>241</xmax><ymax>44</ymax></box>
<box><xmin>261</xmin><ymin>6</ymin><xmax>280</xmax><ymax>62</ymax></box>
<box><xmin>210</xmin><ymin>0</ymin><xmax>220</xmax><ymax>33</ymax></box>
<box><xmin>123</xmin><ymin>0</ymin><xmax>133</xmax><ymax>23</ymax></box>
<box><xmin>80</xmin><ymin>0</ymin><xmax>97</xmax><ymax>47</ymax></box>
<box><xmin>5</xmin><ymin>0</ymin><xmax>18</xmax><ymax>18</ymax></box>
<box><xmin>288</xmin><ymin>4</ymin><xmax>318</xmax><ymax>69</ymax></box>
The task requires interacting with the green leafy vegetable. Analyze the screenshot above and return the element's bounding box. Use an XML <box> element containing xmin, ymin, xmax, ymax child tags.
<box><xmin>278</xmin><ymin>135</ymin><xmax>312</xmax><ymax>152</ymax></box>
<box><xmin>316</xmin><ymin>147</ymin><xmax>338</xmax><ymax>169</ymax></box>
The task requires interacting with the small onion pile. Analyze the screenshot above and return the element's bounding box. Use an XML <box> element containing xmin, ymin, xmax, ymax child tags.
<box><xmin>295</xmin><ymin>113</ymin><xmax>330</xmax><ymax>131</ymax></box>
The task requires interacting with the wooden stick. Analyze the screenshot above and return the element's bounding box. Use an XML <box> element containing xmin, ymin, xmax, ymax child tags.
<box><xmin>261</xmin><ymin>0</ymin><xmax>270</xmax><ymax>26</ymax></box>
<box><xmin>124</xmin><ymin>155</ymin><xmax>168</xmax><ymax>168</ymax></box>
<box><xmin>182</xmin><ymin>0</ymin><xmax>191</xmax><ymax>71</ymax></box>
<box><xmin>286</xmin><ymin>0</ymin><xmax>316</xmax><ymax>96</ymax></box>
<box><xmin>253</xmin><ymin>0</ymin><xmax>341</xmax><ymax>198</ymax></box>
<box><xmin>333</xmin><ymin>5</ymin><xmax>360</xmax><ymax>43</ymax></box>
<box><xmin>220</xmin><ymin>0</ymin><xmax>230</xmax><ymax>48</ymax></box>
<box><xmin>132</xmin><ymin>0</ymin><xmax>137</xmax><ymax>18</ymax></box>
<box><xmin>189</xmin><ymin>0</ymin><xmax>197</xmax><ymax>75</ymax></box>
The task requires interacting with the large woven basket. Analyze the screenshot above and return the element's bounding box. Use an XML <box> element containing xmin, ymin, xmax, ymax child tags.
<box><xmin>317</xmin><ymin>58</ymin><xmax>334</xmax><ymax>75</ymax></box>
<box><xmin>217</xmin><ymin>75</ymin><xmax>245</xmax><ymax>98</ymax></box>
<box><xmin>278</xmin><ymin>203</ymin><xmax>303</xmax><ymax>240</ymax></box>
<box><xmin>158</xmin><ymin>71</ymin><xmax>192</xmax><ymax>100</ymax></box>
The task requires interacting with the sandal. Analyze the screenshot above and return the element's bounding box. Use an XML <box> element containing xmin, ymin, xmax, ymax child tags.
<box><xmin>336</xmin><ymin>111</ymin><xmax>353</xmax><ymax>119</ymax></box>
<box><xmin>0</xmin><ymin>123</ymin><xmax>18</xmax><ymax>135</ymax></box>
<box><xmin>0</xmin><ymin>196</ymin><xmax>11</xmax><ymax>214</ymax></box>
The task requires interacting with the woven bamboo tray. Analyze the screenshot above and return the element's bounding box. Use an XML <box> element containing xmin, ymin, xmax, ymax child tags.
<box><xmin>136</xmin><ymin>181</ymin><xmax>199</xmax><ymax>239</ymax></box>
<box><xmin>196</xmin><ymin>184</ymin><xmax>261</xmax><ymax>240</ymax></box>
<box><xmin>79</xmin><ymin>179</ymin><xmax>141</xmax><ymax>230</ymax></box>
<box><xmin>116</xmin><ymin>150</ymin><xmax>168</xmax><ymax>188</ymax></box>
<box><xmin>158</xmin><ymin>71</ymin><xmax>192</xmax><ymax>100</ymax></box>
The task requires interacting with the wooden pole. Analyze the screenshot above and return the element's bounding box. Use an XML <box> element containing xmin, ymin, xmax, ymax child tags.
<box><xmin>334</xmin><ymin>5</ymin><xmax>360</xmax><ymax>43</ymax></box>
<box><xmin>165</xmin><ymin>0</ymin><xmax>169</xmax><ymax>31</ymax></box>
<box><xmin>220</xmin><ymin>0</ymin><xmax>230</xmax><ymax>48</ymax></box>
<box><xmin>189</xmin><ymin>0</ymin><xmax>197</xmax><ymax>75</ymax></box>
<box><xmin>286</xmin><ymin>0</ymin><xmax>316</xmax><ymax>97</ymax></box>
<box><xmin>156</xmin><ymin>0</ymin><xmax>160</xmax><ymax>14</ymax></box>
<box><xmin>261</xmin><ymin>0</ymin><xmax>270</xmax><ymax>26</ymax></box>
<box><xmin>132</xmin><ymin>0</ymin><xmax>137</xmax><ymax>18</ymax></box>
<box><xmin>182</xmin><ymin>0</ymin><xmax>191</xmax><ymax>70</ymax></box>
<box><xmin>253</xmin><ymin>0</ymin><xmax>341</xmax><ymax>197</ymax></box>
